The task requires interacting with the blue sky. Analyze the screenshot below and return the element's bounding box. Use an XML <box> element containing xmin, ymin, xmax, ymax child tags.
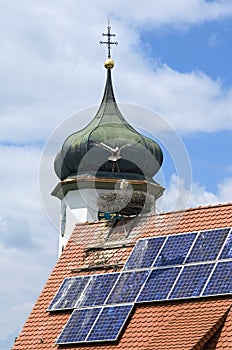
<box><xmin>142</xmin><ymin>18</ymin><xmax>232</xmax><ymax>84</ymax></box>
<box><xmin>1</xmin><ymin>1</ymin><xmax>232</xmax><ymax>349</ymax></box>
<box><xmin>141</xmin><ymin>16</ymin><xmax>232</xmax><ymax>194</ymax></box>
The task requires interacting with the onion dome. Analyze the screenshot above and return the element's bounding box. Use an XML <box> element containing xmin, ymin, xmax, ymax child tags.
<box><xmin>54</xmin><ymin>68</ymin><xmax>163</xmax><ymax>181</ymax></box>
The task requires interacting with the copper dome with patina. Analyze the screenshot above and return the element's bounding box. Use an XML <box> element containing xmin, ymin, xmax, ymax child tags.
<box><xmin>54</xmin><ymin>68</ymin><xmax>163</xmax><ymax>181</ymax></box>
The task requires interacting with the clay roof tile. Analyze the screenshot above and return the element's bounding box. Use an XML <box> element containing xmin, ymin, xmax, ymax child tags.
<box><xmin>12</xmin><ymin>203</ymin><xmax>232</xmax><ymax>350</ymax></box>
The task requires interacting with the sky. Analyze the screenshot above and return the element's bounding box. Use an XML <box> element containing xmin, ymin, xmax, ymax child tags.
<box><xmin>1</xmin><ymin>1</ymin><xmax>232</xmax><ymax>349</ymax></box>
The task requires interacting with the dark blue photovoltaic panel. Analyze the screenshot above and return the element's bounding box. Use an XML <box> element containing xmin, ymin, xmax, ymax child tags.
<box><xmin>219</xmin><ymin>231</ymin><xmax>232</xmax><ymax>259</ymax></box>
<box><xmin>123</xmin><ymin>237</ymin><xmax>166</xmax><ymax>270</ymax></box>
<box><xmin>186</xmin><ymin>229</ymin><xmax>229</xmax><ymax>263</ymax></box>
<box><xmin>48</xmin><ymin>276</ymin><xmax>90</xmax><ymax>311</ymax></box>
<box><xmin>57</xmin><ymin>307</ymin><xmax>101</xmax><ymax>344</ymax></box>
<box><xmin>203</xmin><ymin>261</ymin><xmax>232</xmax><ymax>296</ymax></box>
<box><xmin>87</xmin><ymin>305</ymin><xmax>133</xmax><ymax>342</ymax></box>
<box><xmin>169</xmin><ymin>263</ymin><xmax>214</xmax><ymax>299</ymax></box>
<box><xmin>106</xmin><ymin>271</ymin><xmax>149</xmax><ymax>304</ymax></box>
<box><xmin>137</xmin><ymin>267</ymin><xmax>181</xmax><ymax>302</ymax></box>
<box><xmin>77</xmin><ymin>273</ymin><xmax>119</xmax><ymax>307</ymax></box>
<box><xmin>155</xmin><ymin>232</ymin><xmax>197</xmax><ymax>267</ymax></box>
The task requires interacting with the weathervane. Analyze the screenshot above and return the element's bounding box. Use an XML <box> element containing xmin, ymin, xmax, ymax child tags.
<box><xmin>100</xmin><ymin>18</ymin><xmax>118</xmax><ymax>59</ymax></box>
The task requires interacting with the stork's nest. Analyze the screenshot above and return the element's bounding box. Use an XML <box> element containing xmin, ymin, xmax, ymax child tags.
<box><xmin>97</xmin><ymin>191</ymin><xmax>152</xmax><ymax>216</ymax></box>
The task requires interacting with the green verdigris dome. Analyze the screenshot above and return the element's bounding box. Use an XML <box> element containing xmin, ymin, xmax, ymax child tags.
<box><xmin>54</xmin><ymin>69</ymin><xmax>163</xmax><ymax>181</ymax></box>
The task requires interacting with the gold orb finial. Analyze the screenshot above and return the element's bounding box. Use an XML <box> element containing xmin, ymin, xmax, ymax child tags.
<box><xmin>104</xmin><ymin>58</ymin><xmax>114</xmax><ymax>69</ymax></box>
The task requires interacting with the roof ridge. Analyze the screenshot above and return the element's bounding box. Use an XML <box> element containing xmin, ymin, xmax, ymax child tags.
<box><xmin>73</xmin><ymin>202</ymin><xmax>232</xmax><ymax>227</ymax></box>
<box><xmin>142</xmin><ymin>302</ymin><xmax>232</xmax><ymax>350</ymax></box>
<box><xmin>158</xmin><ymin>202</ymin><xmax>232</xmax><ymax>217</ymax></box>
<box><xmin>192</xmin><ymin>306</ymin><xmax>231</xmax><ymax>350</ymax></box>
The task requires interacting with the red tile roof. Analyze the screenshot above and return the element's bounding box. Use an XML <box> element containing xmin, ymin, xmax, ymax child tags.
<box><xmin>12</xmin><ymin>203</ymin><xmax>232</xmax><ymax>350</ymax></box>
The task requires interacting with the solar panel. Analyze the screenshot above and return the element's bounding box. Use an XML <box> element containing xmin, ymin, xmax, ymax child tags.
<box><xmin>169</xmin><ymin>263</ymin><xmax>214</xmax><ymax>299</ymax></box>
<box><xmin>155</xmin><ymin>232</ymin><xmax>197</xmax><ymax>267</ymax></box>
<box><xmin>87</xmin><ymin>305</ymin><xmax>133</xmax><ymax>342</ymax></box>
<box><xmin>203</xmin><ymin>261</ymin><xmax>232</xmax><ymax>296</ymax></box>
<box><xmin>51</xmin><ymin>227</ymin><xmax>232</xmax><ymax>346</ymax></box>
<box><xmin>123</xmin><ymin>236</ymin><xmax>166</xmax><ymax>270</ymax></box>
<box><xmin>137</xmin><ymin>267</ymin><xmax>181</xmax><ymax>302</ymax></box>
<box><xmin>106</xmin><ymin>271</ymin><xmax>149</xmax><ymax>304</ymax></box>
<box><xmin>219</xmin><ymin>231</ymin><xmax>232</xmax><ymax>259</ymax></box>
<box><xmin>77</xmin><ymin>273</ymin><xmax>119</xmax><ymax>308</ymax></box>
<box><xmin>57</xmin><ymin>307</ymin><xmax>101</xmax><ymax>344</ymax></box>
<box><xmin>48</xmin><ymin>276</ymin><xmax>90</xmax><ymax>311</ymax></box>
<box><xmin>186</xmin><ymin>228</ymin><xmax>230</xmax><ymax>263</ymax></box>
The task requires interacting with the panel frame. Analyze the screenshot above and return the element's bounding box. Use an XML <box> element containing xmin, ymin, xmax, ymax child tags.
<box><xmin>218</xmin><ymin>229</ymin><xmax>232</xmax><ymax>260</ymax></box>
<box><xmin>200</xmin><ymin>262</ymin><xmax>218</xmax><ymax>297</ymax></box>
<box><xmin>105</xmin><ymin>270</ymin><xmax>149</xmax><ymax>305</ymax></box>
<box><xmin>185</xmin><ymin>228</ymin><xmax>231</xmax><ymax>264</ymax></box>
<box><xmin>75</xmin><ymin>271</ymin><xmax>120</xmax><ymax>308</ymax></box>
<box><xmin>56</xmin><ymin>307</ymin><xmax>102</xmax><ymax>345</ymax></box>
<box><xmin>136</xmin><ymin>265</ymin><xmax>182</xmax><ymax>303</ymax></box>
<box><xmin>123</xmin><ymin>230</ymin><xmax>207</xmax><ymax>272</ymax></box>
<box><xmin>199</xmin><ymin>234</ymin><xmax>231</xmax><ymax>297</ymax></box>
<box><xmin>56</xmin><ymin>303</ymin><xmax>134</xmax><ymax>345</ymax></box>
<box><xmin>48</xmin><ymin>271</ymin><xmax>120</xmax><ymax>312</ymax></box>
<box><xmin>47</xmin><ymin>275</ymin><xmax>91</xmax><ymax>311</ymax></box>
<box><xmin>86</xmin><ymin>304</ymin><xmax>134</xmax><ymax>343</ymax></box>
<box><xmin>123</xmin><ymin>235</ymin><xmax>167</xmax><ymax>271</ymax></box>
<box><xmin>153</xmin><ymin>231</ymin><xmax>198</xmax><ymax>268</ymax></box>
<box><xmin>202</xmin><ymin>260</ymin><xmax>232</xmax><ymax>297</ymax></box>
<box><xmin>168</xmin><ymin>261</ymin><xmax>215</xmax><ymax>300</ymax></box>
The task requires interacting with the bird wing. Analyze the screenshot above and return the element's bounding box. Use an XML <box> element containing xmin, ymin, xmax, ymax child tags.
<box><xmin>119</xmin><ymin>141</ymin><xmax>140</xmax><ymax>151</ymax></box>
<box><xmin>91</xmin><ymin>141</ymin><xmax>114</xmax><ymax>152</ymax></box>
<box><xmin>99</xmin><ymin>142</ymin><xmax>118</xmax><ymax>152</ymax></box>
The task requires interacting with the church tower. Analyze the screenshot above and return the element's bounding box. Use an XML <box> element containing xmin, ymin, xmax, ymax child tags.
<box><xmin>52</xmin><ymin>24</ymin><xmax>164</xmax><ymax>257</ymax></box>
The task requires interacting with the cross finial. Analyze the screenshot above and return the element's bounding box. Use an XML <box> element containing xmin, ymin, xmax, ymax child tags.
<box><xmin>100</xmin><ymin>19</ymin><xmax>118</xmax><ymax>58</ymax></box>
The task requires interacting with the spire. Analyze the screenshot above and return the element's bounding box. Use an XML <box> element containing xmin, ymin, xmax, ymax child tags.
<box><xmin>93</xmin><ymin>67</ymin><xmax>126</xmax><ymax>123</ymax></box>
<box><xmin>101</xmin><ymin>69</ymin><xmax>116</xmax><ymax>103</ymax></box>
<box><xmin>96</xmin><ymin>21</ymin><xmax>122</xmax><ymax>118</ymax></box>
<box><xmin>100</xmin><ymin>19</ymin><xmax>118</xmax><ymax>69</ymax></box>
<box><xmin>54</xmin><ymin>21</ymin><xmax>163</xmax><ymax>182</ymax></box>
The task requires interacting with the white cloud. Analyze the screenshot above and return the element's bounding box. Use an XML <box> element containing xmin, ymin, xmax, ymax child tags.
<box><xmin>0</xmin><ymin>216</ymin><xmax>40</xmax><ymax>250</ymax></box>
<box><xmin>126</xmin><ymin>64</ymin><xmax>232</xmax><ymax>133</ymax></box>
<box><xmin>0</xmin><ymin>144</ymin><xmax>57</xmax><ymax>344</ymax></box>
<box><xmin>108</xmin><ymin>0</ymin><xmax>232</xmax><ymax>28</ymax></box>
<box><xmin>0</xmin><ymin>1</ymin><xmax>232</xmax><ymax>145</ymax></box>
<box><xmin>159</xmin><ymin>173</ymin><xmax>232</xmax><ymax>212</ymax></box>
<box><xmin>0</xmin><ymin>240</ymin><xmax>56</xmax><ymax>342</ymax></box>
<box><xmin>217</xmin><ymin>177</ymin><xmax>232</xmax><ymax>202</ymax></box>
<box><xmin>0</xmin><ymin>145</ymin><xmax>43</xmax><ymax>217</ymax></box>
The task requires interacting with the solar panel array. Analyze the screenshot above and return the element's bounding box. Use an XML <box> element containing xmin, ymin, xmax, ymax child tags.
<box><xmin>57</xmin><ymin>305</ymin><xmax>133</xmax><ymax>344</ymax></box>
<box><xmin>48</xmin><ymin>227</ymin><xmax>232</xmax><ymax>345</ymax></box>
<box><xmin>48</xmin><ymin>273</ymin><xmax>120</xmax><ymax>311</ymax></box>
